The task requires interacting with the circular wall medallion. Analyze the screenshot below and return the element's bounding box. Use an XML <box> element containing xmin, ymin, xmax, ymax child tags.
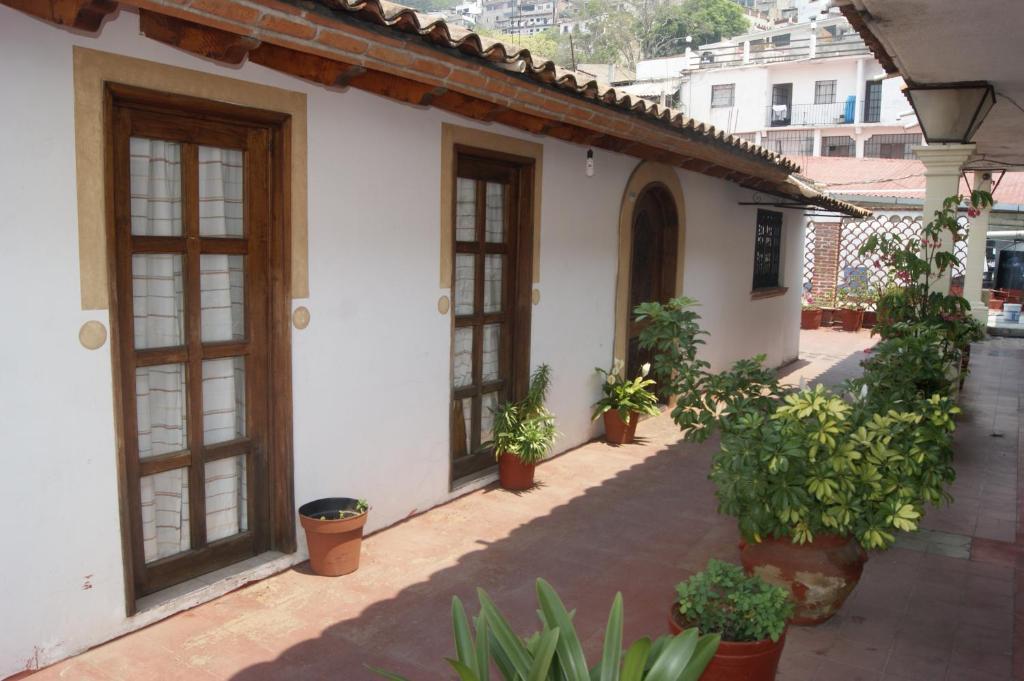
<box><xmin>531</xmin><ymin>289</ymin><xmax>541</xmax><ymax>306</ymax></box>
<box><xmin>79</xmin><ymin>320</ymin><xmax>107</xmax><ymax>350</ymax></box>
<box><xmin>292</xmin><ymin>306</ymin><xmax>311</xmax><ymax>330</ymax></box>
<box><xmin>437</xmin><ymin>295</ymin><xmax>451</xmax><ymax>315</ymax></box>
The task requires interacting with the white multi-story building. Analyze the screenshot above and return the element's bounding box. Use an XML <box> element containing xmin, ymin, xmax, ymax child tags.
<box><xmin>496</xmin><ymin>0</ymin><xmax>557</xmax><ymax>35</ymax></box>
<box><xmin>628</xmin><ymin>15</ymin><xmax>923</xmax><ymax>160</ymax></box>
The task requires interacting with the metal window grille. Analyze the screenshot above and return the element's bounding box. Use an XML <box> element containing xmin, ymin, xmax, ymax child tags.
<box><xmin>864</xmin><ymin>133</ymin><xmax>922</xmax><ymax>160</ymax></box>
<box><xmin>821</xmin><ymin>135</ymin><xmax>855</xmax><ymax>157</ymax></box>
<box><xmin>953</xmin><ymin>215</ymin><xmax>970</xmax><ymax>283</ymax></box>
<box><xmin>753</xmin><ymin>210</ymin><xmax>783</xmax><ymax>290</ymax></box>
<box><xmin>764</xmin><ymin>130</ymin><xmax>814</xmax><ymax>156</ymax></box>
<box><xmin>711</xmin><ymin>84</ymin><xmax>735</xmax><ymax>108</ymax></box>
<box><xmin>863</xmin><ymin>81</ymin><xmax>882</xmax><ymax>123</ymax></box>
<box><xmin>814</xmin><ymin>80</ymin><xmax>837</xmax><ymax>105</ymax></box>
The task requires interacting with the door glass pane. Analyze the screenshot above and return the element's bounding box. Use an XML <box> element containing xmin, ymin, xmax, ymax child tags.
<box><xmin>136</xmin><ymin>363</ymin><xmax>188</xmax><ymax>459</ymax></box>
<box><xmin>456</xmin><ymin>178</ymin><xmax>477</xmax><ymax>242</ymax></box>
<box><xmin>205</xmin><ymin>455</ymin><xmax>248</xmax><ymax>542</ymax></box>
<box><xmin>454</xmin><ymin>254</ymin><xmax>476</xmax><ymax>316</ymax></box>
<box><xmin>130</xmin><ymin>137</ymin><xmax>182</xmax><ymax>237</ymax></box>
<box><xmin>199</xmin><ymin>146</ymin><xmax>244</xmax><ymax>238</ymax></box>
<box><xmin>200</xmin><ymin>254</ymin><xmax>245</xmax><ymax>343</ymax></box>
<box><xmin>485</xmin><ymin>182</ymin><xmax>505</xmax><ymax>243</ymax></box>
<box><xmin>484</xmin><ymin>255</ymin><xmax>503</xmax><ymax>313</ymax></box>
<box><xmin>453</xmin><ymin>327</ymin><xmax>474</xmax><ymax>389</ymax></box>
<box><xmin>203</xmin><ymin>357</ymin><xmax>246</xmax><ymax>445</ymax></box>
<box><xmin>141</xmin><ymin>467</ymin><xmax>190</xmax><ymax>563</ymax></box>
<box><xmin>481</xmin><ymin>391</ymin><xmax>499</xmax><ymax>446</ymax></box>
<box><xmin>133</xmin><ymin>254</ymin><xmax>184</xmax><ymax>349</ymax></box>
<box><xmin>453</xmin><ymin>397</ymin><xmax>472</xmax><ymax>458</ymax></box>
<box><xmin>482</xmin><ymin>324</ymin><xmax>500</xmax><ymax>382</ymax></box>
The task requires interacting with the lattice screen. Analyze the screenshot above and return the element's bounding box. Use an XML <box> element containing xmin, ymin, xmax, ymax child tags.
<box><xmin>952</xmin><ymin>215</ymin><xmax>970</xmax><ymax>282</ymax></box>
<box><xmin>839</xmin><ymin>214</ymin><xmax>922</xmax><ymax>291</ymax></box>
<box><xmin>803</xmin><ymin>223</ymin><xmax>816</xmax><ymax>293</ymax></box>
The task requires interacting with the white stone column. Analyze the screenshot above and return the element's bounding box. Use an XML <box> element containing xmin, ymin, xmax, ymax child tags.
<box><xmin>812</xmin><ymin>129</ymin><xmax>822</xmax><ymax>156</ymax></box>
<box><xmin>743</xmin><ymin>40</ymin><xmax>751</xmax><ymax>64</ymax></box>
<box><xmin>855</xmin><ymin>58</ymin><xmax>865</xmax><ymax>123</ymax></box>
<box><xmin>913</xmin><ymin>144</ymin><xmax>977</xmax><ymax>294</ymax></box>
<box><xmin>963</xmin><ymin>170</ymin><xmax>993</xmax><ymax>323</ymax></box>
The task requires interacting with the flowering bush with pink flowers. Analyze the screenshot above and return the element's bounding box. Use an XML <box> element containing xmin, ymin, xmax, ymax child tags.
<box><xmin>859</xmin><ymin>191</ymin><xmax>992</xmax><ymax>341</ymax></box>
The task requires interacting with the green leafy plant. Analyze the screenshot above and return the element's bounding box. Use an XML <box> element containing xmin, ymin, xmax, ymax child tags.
<box><xmin>592</xmin><ymin>358</ymin><xmax>661</xmax><ymax>422</ymax></box>
<box><xmin>801</xmin><ymin>292</ymin><xmax>820</xmax><ymax>310</ymax></box>
<box><xmin>711</xmin><ymin>383</ymin><xmax>957</xmax><ymax>550</ymax></box>
<box><xmin>316</xmin><ymin>498</ymin><xmax>369</xmax><ymax>521</ymax></box>
<box><xmin>675</xmin><ymin>560</ymin><xmax>793</xmax><ymax>643</ymax></box>
<box><xmin>372</xmin><ymin>578</ymin><xmax>720</xmax><ymax>681</ymax></box>
<box><xmin>634</xmin><ymin>297</ymin><xmax>782</xmax><ymax>442</ymax></box>
<box><xmin>859</xmin><ymin>191</ymin><xmax>993</xmax><ymax>339</ymax></box>
<box><xmin>854</xmin><ymin>324</ymin><xmax>956</xmax><ymax>405</ymax></box>
<box><xmin>490</xmin><ymin>365</ymin><xmax>558</xmax><ymax>465</ymax></box>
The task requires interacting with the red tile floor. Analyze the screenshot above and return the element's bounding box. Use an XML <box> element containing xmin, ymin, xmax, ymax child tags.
<box><xmin>21</xmin><ymin>329</ymin><xmax>1023</xmax><ymax>681</ymax></box>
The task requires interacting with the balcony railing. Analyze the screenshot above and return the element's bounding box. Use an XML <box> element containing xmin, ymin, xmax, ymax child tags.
<box><xmin>695</xmin><ymin>33</ymin><xmax>869</xmax><ymax>70</ymax></box>
<box><xmin>766</xmin><ymin>100</ymin><xmax>857</xmax><ymax>127</ymax></box>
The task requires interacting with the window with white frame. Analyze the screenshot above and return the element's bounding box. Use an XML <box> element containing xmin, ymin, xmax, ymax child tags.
<box><xmin>711</xmin><ymin>84</ymin><xmax>735</xmax><ymax>108</ymax></box>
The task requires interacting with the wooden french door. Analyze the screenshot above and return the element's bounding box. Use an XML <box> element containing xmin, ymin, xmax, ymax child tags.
<box><xmin>110</xmin><ymin>91</ymin><xmax>279</xmax><ymax>597</ymax></box>
<box><xmin>450</xmin><ymin>150</ymin><xmax>533</xmax><ymax>482</ymax></box>
<box><xmin>626</xmin><ymin>185</ymin><xmax>678</xmax><ymax>381</ymax></box>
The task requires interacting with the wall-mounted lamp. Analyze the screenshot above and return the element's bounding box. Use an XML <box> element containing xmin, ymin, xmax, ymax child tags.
<box><xmin>905</xmin><ymin>81</ymin><xmax>996</xmax><ymax>144</ymax></box>
<box><xmin>586</xmin><ymin>148</ymin><xmax>595</xmax><ymax>177</ymax></box>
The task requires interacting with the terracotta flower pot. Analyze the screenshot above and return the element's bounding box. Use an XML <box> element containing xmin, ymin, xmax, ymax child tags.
<box><xmin>800</xmin><ymin>308</ymin><xmax>823</xmax><ymax>330</ymax></box>
<box><xmin>602</xmin><ymin>410</ymin><xmax>639</xmax><ymax>445</ymax></box>
<box><xmin>298</xmin><ymin>498</ymin><xmax>368</xmax><ymax>577</ymax></box>
<box><xmin>740</xmin><ymin>534</ymin><xmax>867</xmax><ymax>625</ymax></box>
<box><xmin>836</xmin><ymin>308</ymin><xmax>864</xmax><ymax>332</ymax></box>
<box><xmin>498</xmin><ymin>452</ymin><xmax>536</xmax><ymax>490</ymax></box>
<box><xmin>668</xmin><ymin>605</ymin><xmax>786</xmax><ymax>681</ymax></box>
<box><xmin>820</xmin><ymin>308</ymin><xmax>835</xmax><ymax>326</ymax></box>
<box><xmin>862</xmin><ymin>310</ymin><xmax>877</xmax><ymax>328</ymax></box>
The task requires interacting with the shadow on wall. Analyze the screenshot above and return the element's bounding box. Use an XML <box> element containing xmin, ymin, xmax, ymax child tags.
<box><xmin>227</xmin><ymin>437</ymin><xmax>739</xmax><ymax>680</ymax></box>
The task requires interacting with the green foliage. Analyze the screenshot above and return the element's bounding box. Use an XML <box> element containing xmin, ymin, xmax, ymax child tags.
<box><xmin>711</xmin><ymin>384</ymin><xmax>957</xmax><ymax>550</ymax></box>
<box><xmin>490</xmin><ymin>365</ymin><xmax>558</xmax><ymax>465</ymax></box>
<box><xmin>371</xmin><ymin>578</ymin><xmax>720</xmax><ymax>681</ymax></box>
<box><xmin>675</xmin><ymin>560</ymin><xmax>792</xmax><ymax>643</ymax></box>
<box><xmin>592</xmin><ymin>359</ymin><xmax>661</xmax><ymax>422</ymax></box>
<box><xmin>854</xmin><ymin>324</ymin><xmax>956</xmax><ymax>406</ymax></box>
<box><xmin>634</xmin><ymin>298</ymin><xmax>781</xmax><ymax>442</ymax></box>
<box><xmin>859</xmin><ymin>191</ymin><xmax>993</xmax><ymax>341</ymax></box>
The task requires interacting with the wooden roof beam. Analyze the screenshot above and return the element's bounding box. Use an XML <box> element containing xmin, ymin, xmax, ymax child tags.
<box><xmin>1</xmin><ymin>0</ymin><xmax>115</xmax><ymax>32</ymax></box>
<box><xmin>139</xmin><ymin>11</ymin><xmax>259</xmax><ymax>65</ymax></box>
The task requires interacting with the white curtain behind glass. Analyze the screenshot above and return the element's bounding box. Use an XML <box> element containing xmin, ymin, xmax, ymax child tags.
<box><xmin>131</xmin><ymin>139</ymin><xmax>247</xmax><ymax>562</ymax></box>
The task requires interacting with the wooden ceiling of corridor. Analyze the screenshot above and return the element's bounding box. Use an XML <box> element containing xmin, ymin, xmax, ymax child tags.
<box><xmin>4</xmin><ymin>0</ymin><xmax>867</xmax><ymax>216</ymax></box>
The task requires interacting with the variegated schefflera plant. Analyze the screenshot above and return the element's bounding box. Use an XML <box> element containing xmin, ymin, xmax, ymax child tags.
<box><xmin>372</xmin><ymin>578</ymin><xmax>720</xmax><ymax>681</ymax></box>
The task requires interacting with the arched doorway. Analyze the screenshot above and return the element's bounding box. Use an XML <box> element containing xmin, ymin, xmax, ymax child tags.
<box><xmin>626</xmin><ymin>184</ymin><xmax>679</xmax><ymax>379</ymax></box>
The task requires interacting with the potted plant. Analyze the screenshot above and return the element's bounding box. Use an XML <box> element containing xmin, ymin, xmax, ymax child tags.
<box><xmin>373</xmin><ymin>578</ymin><xmax>720</xmax><ymax>680</ymax></box>
<box><xmin>714</xmin><ymin>383</ymin><xmax>957</xmax><ymax>624</ymax></box>
<box><xmin>800</xmin><ymin>293</ymin><xmax>822</xmax><ymax>330</ymax></box>
<box><xmin>298</xmin><ymin>497</ymin><xmax>369</xmax><ymax>577</ymax></box>
<box><xmin>819</xmin><ymin>292</ymin><xmax>836</xmax><ymax>327</ymax></box>
<box><xmin>669</xmin><ymin>560</ymin><xmax>793</xmax><ymax>681</ymax></box>
<box><xmin>592</xmin><ymin>359</ymin><xmax>660</xmax><ymax>444</ymax></box>
<box><xmin>635</xmin><ymin>298</ymin><xmax>959</xmax><ymax>625</ymax></box>
<box><xmin>491</xmin><ymin>364</ymin><xmax>557</xmax><ymax>490</ymax></box>
<box><xmin>834</xmin><ymin>285</ymin><xmax>865</xmax><ymax>332</ymax></box>
<box><xmin>861</xmin><ymin>287</ymin><xmax>879</xmax><ymax>328</ymax></box>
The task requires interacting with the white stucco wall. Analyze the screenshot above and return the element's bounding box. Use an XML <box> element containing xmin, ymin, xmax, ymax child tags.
<box><xmin>0</xmin><ymin>6</ymin><xmax>802</xmax><ymax>676</ymax></box>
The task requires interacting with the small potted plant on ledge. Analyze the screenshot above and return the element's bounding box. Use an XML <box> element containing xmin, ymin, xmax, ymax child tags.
<box><xmin>800</xmin><ymin>293</ymin><xmax>822</xmax><ymax>330</ymax></box>
<box><xmin>592</xmin><ymin>359</ymin><xmax>660</xmax><ymax>444</ymax></box>
<box><xmin>491</xmin><ymin>364</ymin><xmax>557</xmax><ymax>490</ymax></box>
<box><xmin>669</xmin><ymin>559</ymin><xmax>793</xmax><ymax>681</ymax></box>
<box><xmin>298</xmin><ymin>497</ymin><xmax>369</xmax><ymax>577</ymax></box>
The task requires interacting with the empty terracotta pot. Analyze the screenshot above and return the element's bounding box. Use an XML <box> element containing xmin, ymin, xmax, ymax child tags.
<box><xmin>668</xmin><ymin>605</ymin><xmax>786</xmax><ymax>681</ymax></box>
<box><xmin>800</xmin><ymin>308</ymin><xmax>823</xmax><ymax>330</ymax></box>
<box><xmin>861</xmin><ymin>310</ymin><xmax>877</xmax><ymax>328</ymax></box>
<box><xmin>299</xmin><ymin>498</ymin><xmax>368</xmax><ymax>577</ymax></box>
<box><xmin>498</xmin><ymin>452</ymin><xmax>536</xmax><ymax>490</ymax></box>
<box><xmin>820</xmin><ymin>308</ymin><xmax>835</xmax><ymax>326</ymax></box>
<box><xmin>740</xmin><ymin>534</ymin><xmax>867</xmax><ymax>625</ymax></box>
<box><xmin>603</xmin><ymin>410</ymin><xmax>639</xmax><ymax>445</ymax></box>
